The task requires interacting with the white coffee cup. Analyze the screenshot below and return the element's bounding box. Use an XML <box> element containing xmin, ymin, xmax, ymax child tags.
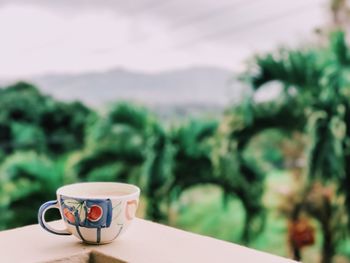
<box><xmin>38</xmin><ymin>182</ymin><xmax>140</xmax><ymax>244</ymax></box>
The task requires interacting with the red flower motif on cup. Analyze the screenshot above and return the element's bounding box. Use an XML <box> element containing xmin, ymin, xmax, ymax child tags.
<box><xmin>87</xmin><ymin>205</ymin><xmax>103</xmax><ymax>222</ymax></box>
<box><xmin>63</xmin><ymin>208</ymin><xmax>75</xmax><ymax>224</ymax></box>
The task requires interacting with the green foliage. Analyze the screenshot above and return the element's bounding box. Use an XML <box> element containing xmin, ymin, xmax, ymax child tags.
<box><xmin>330</xmin><ymin>31</ymin><xmax>350</xmax><ymax>66</ymax></box>
<box><xmin>41</xmin><ymin>101</ymin><xmax>92</xmax><ymax>154</ymax></box>
<box><xmin>6</xmin><ymin>32</ymin><xmax>350</xmax><ymax>258</ymax></box>
<box><xmin>307</xmin><ymin>109</ymin><xmax>345</xmax><ymax>181</ymax></box>
<box><xmin>248</xmin><ymin>30</ymin><xmax>350</xmax><ymax>182</ymax></box>
<box><xmin>244</xmin><ymin>130</ymin><xmax>285</xmax><ymax>170</ymax></box>
<box><xmin>227</xmin><ymin>99</ymin><xmax>305</xmax><ymax>152</ymax></box>
<box><xmin>169</xmin><ymin>119</ymin><xmax>218</xmax><ymax>193</ymax></box>
<box><xmin>0</xmin><ymin>82</ymin><xmax>92</xmax><ymax>156</ymax></box>
<box><xmin>72</xmin><ymin>102</ymin><xmax>156</xmax><ymax>183</ymax></box>
<box><xmin>248</xmin><ymin>49</ymin><xmax>322</xmax><ymax>94</ymax></box>
<box><xmin>0</xmin><ymin>80</ymin><xmax>270</xmax><ymax>244</ymax></box>
<box><xmin>3</xmin><ymin>31</ymin><xmax>350</xmax><ymax>262</ymax></box>
<box><xmin>243</xmin><ymin>30</ymin><xmax>350</xmax><ymax>262</ymax></box>
<box><xmin>0</xmin><ymin>152</ymin><xmax>63</xmax><ymax>229</ymax></box>
<box><xmin>0</xmin><ymin>82</ymin><xmax>92</xmax><ymax>228</ymax></box>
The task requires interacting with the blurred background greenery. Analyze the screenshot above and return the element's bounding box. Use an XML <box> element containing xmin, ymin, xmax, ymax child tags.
<box><xmin>2</xmin><ymin>30</ymin><xmax>350</xmax><ymax>263</ymax></box>
<box><xmin>0</xmin><ymin>0</ymin><xmax>350</xmax><ymax>263</ymax></box>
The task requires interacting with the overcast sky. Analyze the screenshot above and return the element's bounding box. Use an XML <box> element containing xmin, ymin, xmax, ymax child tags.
<box><xmin>0</xmin><ymin>0</ymin><xmax>329</xmax><ymax>78</ymax></box>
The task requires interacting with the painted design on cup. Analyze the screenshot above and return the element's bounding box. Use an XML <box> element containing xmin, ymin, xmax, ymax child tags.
<box><xmin>63</xmin><ymin>207</ymin><xmax>76</xmax><ymax>224</ymax></box>
<box><xmin>125</xmin><ymin>199</ymin><xmax>138</xmax><ymax>220</ymax></box>
<box><xmin>60</xmin><ymin>197</ymin><xmax>113</xmax><ymax>228</ymax></box>
<box><xmin>59</xmin><ymin>196</ymin><xmax>125</xmax><ymax>244</ymax></box>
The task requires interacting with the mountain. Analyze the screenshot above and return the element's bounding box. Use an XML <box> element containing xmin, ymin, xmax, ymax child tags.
<box><xmin>2</xmin><ymin>67</ymin><xmax>248</xmax><ymax>117</ymax></box>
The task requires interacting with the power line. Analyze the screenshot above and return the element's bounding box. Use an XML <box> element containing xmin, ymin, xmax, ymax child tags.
<box><xmin>16</xmin><ymin>0</ymin><xmax>323</xmax><ymax>61</ymax></box>
<box><xmin>174</xmin><ymin>1</ymin><xmax>321</xmax><ymax>48</ymax></box>
<box><xmin>126</xmin><ymin>0</ymin><xmax>303</xmax><ymax>47</ymax></box>
<box><xmin>127</xmin><ymin>0</ymin><xmax>176</xmax><ymax>15</ymax></box>
<box><xmin>167</xmin><ymin>0</ymin><xmax>257</xmax><ymax>31</ymax></box>
<box><xmin>126</xmin><ymin>0</ymin><xmax>276</xmax><ymax>45</ymax></box>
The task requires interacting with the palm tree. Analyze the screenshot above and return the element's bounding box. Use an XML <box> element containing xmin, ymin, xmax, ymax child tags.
<box><xmin>0</xmin><ymin>82</ymin><xmax>92</xmax><ymax>156</ymax></box>
<box><xmin>241</xmin><ymin>31</ymin><xmax>350</xmax><ymax>263</ymax></box>
<box><xmin>166</xmin><ymin>118</ymin><xmax>266</xmax><ymax>243</ymax></box>
<box><xmin>142</xmin><ymin>125</ymin><xmax>174</xmax><ymax>222</ymax></box>
<box><xmin>221</xmin><ymin>99</ymin><xmax>305</xmax><ymax>242</ymax></box>
<box><xmin>72</xmin><ymin>102</ymin><xmax>155</xmax><ymax>182</ymax></box>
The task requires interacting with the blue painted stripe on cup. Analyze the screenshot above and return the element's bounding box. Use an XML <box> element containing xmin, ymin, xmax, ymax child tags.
<box><xmin>105</xmin><ymin>198</ymin><xmax>112</xmax><ymax>227</ymax></box>
<box><xmin>74</xmin><ymin>211</ymin><xmax>87</xmax><ymax>242</ymax></box>
<box><xmin>75</xmin><ymin>224</ymin><xmax>87</xmax><ymax>242</ymax></box>
<box><xmin>97</xmin><ymin>227</ymin><xmax>101</xmax><ymax>244</ymax></box>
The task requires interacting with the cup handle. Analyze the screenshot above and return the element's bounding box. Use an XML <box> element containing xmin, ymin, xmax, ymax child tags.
<box><xmin>38</xmin><ymin>200</ymin><xmax>71</xmax><ymax>235</ymax></box>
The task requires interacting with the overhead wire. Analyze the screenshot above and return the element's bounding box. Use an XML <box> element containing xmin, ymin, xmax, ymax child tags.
<box><xmin>167</xmin><ymin>0</ymin><xmax>257</xmax><ymax>31</ymax></box>
<box><xmin>14</xmin><ymin>0</ymin><xmax>324</xmax><ymax>60</ymax></box>
<box><xmin>125</xmin><ymin>0</ymin><xmax>277</xmax><ymax>45</ymax></box>
<box><xmin>173</xmin><ymin>1</ymin><xmax>322</xmax><ymax>48</ymax></box>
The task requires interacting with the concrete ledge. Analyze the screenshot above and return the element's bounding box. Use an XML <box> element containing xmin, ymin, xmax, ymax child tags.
<box><xmin>0</xmin><ymin>218</ymin><xmax>297</xmax><ymax>263</ymax></box>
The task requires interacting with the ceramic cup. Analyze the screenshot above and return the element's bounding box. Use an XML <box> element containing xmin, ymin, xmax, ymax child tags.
<box><xmin>38</xmin><ymin>182</ymin><xmax>140</xmax><ymax>244</ymax></box>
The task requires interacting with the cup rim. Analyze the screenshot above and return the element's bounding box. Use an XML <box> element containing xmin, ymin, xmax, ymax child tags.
<box><xmin>56</xmin><ymin>182</ymin><xmax>140</xmax><ymax>200</ymax></box>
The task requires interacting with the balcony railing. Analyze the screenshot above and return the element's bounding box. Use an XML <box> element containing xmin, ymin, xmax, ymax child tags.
<box><xmin>0</xmin><ymin>218</ymin><xmax>297</xmax><ymax>262</ymax></box>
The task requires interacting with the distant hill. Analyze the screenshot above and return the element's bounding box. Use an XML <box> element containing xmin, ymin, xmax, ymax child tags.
<box><xmin>1</xmin><ymin>67</ymin><xmax>248</xmax><ymax>117</ymax></box>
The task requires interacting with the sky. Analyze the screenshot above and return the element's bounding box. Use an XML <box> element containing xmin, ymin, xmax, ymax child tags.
<box><xmin>0</xmin><ymin>0</ymin><xmax>329</xmax><ymax>78</ymax></box>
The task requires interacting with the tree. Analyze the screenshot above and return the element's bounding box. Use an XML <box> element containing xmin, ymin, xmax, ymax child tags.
<box><xmin>72</xmin><ymin>102</ymin><xmax>155</xmax><ymax>181</ymax></box>
<box><xmin>0</xmin><ymin>82</ymin><xmax>48</xmax><ymax>154</ymax></box>
<box><xmin>0</xmin><ymin>82</ymin><xmax>93</xmax><ymax>156</ymax></box>
<box><xmin>221</xmin><ymin>100</ymin><xmax>305</xmax><ymax>243</ymax></box>
<box><xmin>0</xmin><ymin>152</ymin><xmax>64</xmax><ymax>229</ymax></box>
<box><xmin>40</xmin><ymin>101</ymin><xmax>92</xmax><ymax>154</ymax></box>
<box><xmin>164</xmin><ymin>118</ymin><xmax>266</xmax><ymax>243</ymax></box>
<box><xmin>241</xmin><ymin>31</ymin><xmax>350</xmax><ymax>262</ymax></box>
